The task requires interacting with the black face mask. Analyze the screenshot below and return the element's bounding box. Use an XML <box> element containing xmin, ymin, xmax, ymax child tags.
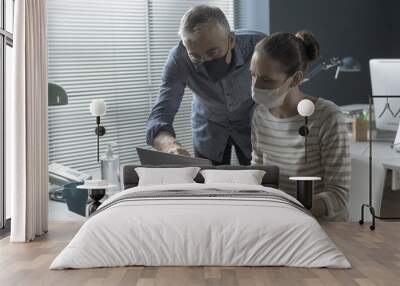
<box><xmin>203</xmin><ymin>50</ymin><xmax>231</xmax><ymax>81</ymax></box>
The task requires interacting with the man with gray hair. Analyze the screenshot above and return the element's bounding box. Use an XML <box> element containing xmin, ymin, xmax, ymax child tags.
<box><xmin>146</xmin><ymin>5</ymin><xmax>265</xmax><ymax>165</ymax></box>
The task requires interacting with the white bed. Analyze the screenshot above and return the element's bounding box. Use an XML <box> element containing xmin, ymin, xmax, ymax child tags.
<box><xmin>50</xmin><ymin>183</ymin><xmax>351</xmax><ymax>269</ymax></box>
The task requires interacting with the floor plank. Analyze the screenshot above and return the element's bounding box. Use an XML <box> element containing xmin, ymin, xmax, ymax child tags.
<box><xmin>0</xmin><ymin>222</ymin><xmax>399</xmax><ymax>286</ymax></box>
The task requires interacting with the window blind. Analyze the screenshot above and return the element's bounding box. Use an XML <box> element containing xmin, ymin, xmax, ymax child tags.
<box><xmin>234</xmin><ymin>0</ymin><xmax>270</xmax><ymax>34</ymax></box>
<box><xmin>234</xmin><ymin>0</ymin><xmax>248</xmax><ymax>30</ymax></box>
<box><xmin>47</xmin><ymin>0</ymin><xmax>235</xmax><ymax>172</ymax></box>
<box><xmin>47</xmin><ymin>0</ymin><xmax>150</xmax><ymax>171</ymax></box>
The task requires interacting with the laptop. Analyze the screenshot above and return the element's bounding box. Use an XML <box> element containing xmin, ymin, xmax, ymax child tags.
<box><xmin>136</xmin><ymin>147</ymin><xmax>212</xmax><ymax>166</ymax></box>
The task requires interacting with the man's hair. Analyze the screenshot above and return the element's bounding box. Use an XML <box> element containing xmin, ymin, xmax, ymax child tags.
<box><xmin>179</xmin><ymin>5</ymin><xmax>231</xmax><ymax>40</ymax></box>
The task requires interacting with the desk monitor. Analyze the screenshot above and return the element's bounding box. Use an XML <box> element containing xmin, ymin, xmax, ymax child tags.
<box><xmin>370</xmin><ymin>59</ymin><xmax>400</xmax><ymax>131</ymax></box>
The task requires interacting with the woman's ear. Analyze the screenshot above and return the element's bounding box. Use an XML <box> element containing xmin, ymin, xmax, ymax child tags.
<box><xmin>228</xmin><ymin>32</ymin><xmax>236</xmax><ymax>49</ymax></box>
<box><xmin>290</xmin><ymin>71</ymin><xmax>304</xmax><ymax>87</ymax></box>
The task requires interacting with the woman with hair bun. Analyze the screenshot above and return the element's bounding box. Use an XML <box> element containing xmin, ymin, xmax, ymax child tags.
<box><xmin>250</xmin><ymin>31</ymin><xmax>350</xmax><ymax>221</ymax></box>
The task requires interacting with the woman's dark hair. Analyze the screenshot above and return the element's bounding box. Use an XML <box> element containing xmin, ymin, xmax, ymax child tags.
<box><xmin>255</xmin><ymin>30</ymin><xmax>320</xmax><ymax>76</ymax></box>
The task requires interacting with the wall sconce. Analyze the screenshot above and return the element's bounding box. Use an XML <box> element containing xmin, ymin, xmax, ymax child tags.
<box><xmin>297</xmin><ymin>99</ymin><xmax>315</xmax><ymax>163</ymax></box>
<box><xmin>90</xmin><ymin>99</ymin><xmax>106</xmax><ymax>162</ymax></box>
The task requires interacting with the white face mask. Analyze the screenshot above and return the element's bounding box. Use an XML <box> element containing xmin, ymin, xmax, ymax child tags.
<box><xmin>251</xmin><ymin>77</ymin><xmax>293</xmax><ymax>109</ymax></box>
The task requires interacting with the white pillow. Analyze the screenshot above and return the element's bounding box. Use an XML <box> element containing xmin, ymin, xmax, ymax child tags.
<box><xmin>200</xmin><ymin>169</ymin><xmax>266</xmax><ymax>185</ymax></box>
<box><xmin>135</xmin><ymin>167</ymin><xmax>200</xmax><ymax>186</ymax></box>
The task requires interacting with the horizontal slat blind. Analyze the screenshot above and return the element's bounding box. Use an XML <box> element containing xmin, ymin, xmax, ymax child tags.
<box><xmin>233</xmin><ymin>0</ymin><xmax>270</xmax><ymax>34</ymax></box>
<box><xmin>148</xmin><ymin>0</ymin><xmax>235</xmax><ymax>152</ymax></box>
<box><xmin>48</xmin><ymin>0</ymin><xmax>235</xmax><ymax>172</ymax></box>
<box><xmin>48</xmin><ymin>0</ymin><xmax>150</xmax><ymax>171</ymax></box>
<box><xmin>234</xmin><ymin>0</ymin><xmax>248</xmax><ymax>30</ymax></box>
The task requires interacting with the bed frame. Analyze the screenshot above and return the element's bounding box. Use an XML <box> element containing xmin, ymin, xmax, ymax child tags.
<box><xmin>120</xmin><ymin>164</ymin><xmax>280</xmax><ymax>190</ymax></box>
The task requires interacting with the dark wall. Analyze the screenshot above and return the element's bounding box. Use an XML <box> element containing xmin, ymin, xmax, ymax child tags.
<box><xmin>270</xmin><ymin>0</ymin><xmax>399</xmax><ymax>105</ymax></box>
<box><xmin>387</xmin><ymin>1</ymin><xmax>400</xmax><ymax>57</ymax></box>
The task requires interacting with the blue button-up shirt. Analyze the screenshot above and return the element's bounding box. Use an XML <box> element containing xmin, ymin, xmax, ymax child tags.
<box><xmin>146</xmin><ymin>30</ymin><xmax>266</xmax><ymax>162</ymax></box>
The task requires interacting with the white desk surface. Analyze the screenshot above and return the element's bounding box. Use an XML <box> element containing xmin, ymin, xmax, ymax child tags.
<box><xmin>350</xmin><ymin>140</ymin><xmax>400</xmax><ymax>169</ymax></box>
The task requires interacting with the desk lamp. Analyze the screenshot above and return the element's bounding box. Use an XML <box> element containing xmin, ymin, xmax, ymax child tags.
<box><xmin>303</xmin><ymin>56</ymin><xmax>361</xmax><ymax>82</ymax></box>
<box><xmin>48</xmin><ymin>82</ymin><xmax>68</xmax><ymax>106</ymax></box>
<box><xmin>48</xmin><ymin>82</ymin><xmax>69</xmax><ymax>202</ymax></box>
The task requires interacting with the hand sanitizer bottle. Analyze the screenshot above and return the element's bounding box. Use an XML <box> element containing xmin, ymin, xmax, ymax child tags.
<box><xmin>100</xmin><ymin>143</ymin><xmax>120</xmax><ymax>192</ymax></box>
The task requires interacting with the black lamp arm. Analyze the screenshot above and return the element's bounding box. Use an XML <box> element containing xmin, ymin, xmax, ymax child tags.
<box><xmin>305</xmin><ymin>57</ymin><xmax>342</xmax><ymax>82</ymax></box>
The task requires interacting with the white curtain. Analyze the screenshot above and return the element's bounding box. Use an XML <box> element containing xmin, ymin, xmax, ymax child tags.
<box><xmin>6</xmin><ymin>0</ymin><xmax>48</xmax><ymax>242</ymax></box>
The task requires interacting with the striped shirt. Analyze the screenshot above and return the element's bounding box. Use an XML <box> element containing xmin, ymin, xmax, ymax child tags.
<box><xmin>251</xmin><ymin>98</ymin><xmax>350</xmax><ymax>221</ymax></box>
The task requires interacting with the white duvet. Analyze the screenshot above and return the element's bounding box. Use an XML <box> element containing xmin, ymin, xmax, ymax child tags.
<box><xmin>50</xmin><ymin>183</ymin><xmax>351</xmax><ymax>269</ymax></box>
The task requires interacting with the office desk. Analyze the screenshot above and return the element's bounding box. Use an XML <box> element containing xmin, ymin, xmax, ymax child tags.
<box><xmin>48</xmin><ymin>167</ymin><xmax>122</xmax><ymax>221</ymax></box>
<box><xmin>349</xmin><ymin>140</ymin><xmax>400</xmax><ymax>221</ymax></box>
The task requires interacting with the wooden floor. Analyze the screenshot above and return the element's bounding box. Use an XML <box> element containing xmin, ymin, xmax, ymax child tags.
<box><xmin>0</xmin><ymin>222</ymin><xmax>399</xmax><ymax>286</ymax></box>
